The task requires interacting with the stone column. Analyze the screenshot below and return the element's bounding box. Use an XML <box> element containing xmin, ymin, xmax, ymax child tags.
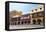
<box><xmin>30</xmin><ymin>19</ymin><xmax>33</xmax><ymax>25</ymax></box>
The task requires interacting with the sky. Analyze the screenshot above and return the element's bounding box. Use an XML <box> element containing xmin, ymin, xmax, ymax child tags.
<box><xmin>9</xmin><ymin>3</ymin><xmax>41</xmax><ymax>14</ymax></box>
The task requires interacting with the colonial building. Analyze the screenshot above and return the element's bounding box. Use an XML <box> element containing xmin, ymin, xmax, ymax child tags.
<box><xmin>10</xmin><ymin>16</ymin><xmax>21</xmax><ymax>25</ymax></box>
<box><xmin>10</xmin><ymin>14</ymin><xmax>31</xmax><ymax>25</ymax></box>
<box><xmin>9</xmin><ymin>5</ymin><xmax>44</xmax><ymax>25</ymax></box>
<box><xmin>29</xmin><ymin>5</ymin><xmax>44</xmax><ymax>25</ymax></box>
<box><xmin>20</xmin><ymin>14</ymin><xmax>31</xmax><ymax>25</ymax></box>
<box><xmin>9</xmin><ymin>10</ymin><xmax>22</xmax><ymax>25</ymax></box>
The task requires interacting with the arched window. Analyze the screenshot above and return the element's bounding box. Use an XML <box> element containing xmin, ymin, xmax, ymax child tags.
<box><xmin>40</xmin><ymin>8</ymin><xmax>42</xmax><ymax>10</ymax></box>
<box><xmin>35</xmin><ymin>9</ymin><xmax>37</xmax><ymax>11</ymax></box>
<box><xmin>32</xmin><ymin>10</ymin><xmax>33</xmax><ymax>12</ymax></box>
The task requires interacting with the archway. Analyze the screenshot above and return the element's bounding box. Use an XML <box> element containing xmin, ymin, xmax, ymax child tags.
<box><xmin>21</xmin><ymin>21</ymin><xmax>24</xmax><ymax>24</ymax></box>
<box><xmin>27</xmin><ymin>21</ymin><xmax>31</xmax><ymax>24</ymax></box>
<box><xmin>18</xmin><ymin>22</ymin><xmax>20</xmax><ymax>25</ymax></box>
<box><xmin>33</xmin><ymin>19</ymin><xmax>36</xmax><ymax>24</ymax></box>
<box><xmin>15</xmin><ymin>22</ymin><xmax>16</xmax><ymax>25</ymax></box>
<box><xmin>37</xmin><ymin>19</ymin><xmax>42</xmax><ymax>24</ymax></box>
<box><xmin>25</xmin><ymin>21</ymin><xmax>27</xmax><ymax>24</ymax></box>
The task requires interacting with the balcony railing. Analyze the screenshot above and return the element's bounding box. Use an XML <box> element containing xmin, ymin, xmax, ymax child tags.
<box><xmin>32</xmin><ymin>11</ymin><xmax>44</xmax><ymax>18</ymax></box>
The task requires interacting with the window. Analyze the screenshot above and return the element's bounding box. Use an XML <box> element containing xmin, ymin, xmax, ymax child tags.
<box><xmin>38</xmin><ymin>13</ymin><xmax>42</xmax><ymax>16</ymax></box>
<box><xmin>40</xmin><ymin>8</ymin><xmax>42</xmax><ymax>10</ymax></box>
<box><xmin>39</xmin><ymin>13</ymin><xmax>42</xmax><ymax>15</ymax></box>
<box><xmin>33</xmin><ymin>13</ymin><xmax>37</xmax><ymax>17</ymax></box>
<box><xmin>32</xmin><ymin>10</ymin><xmax>33</xmax><ymax>12</ymax></box>
<box><xmin>35</xmin><ymin>9</ymin><xmax>37</xmax><ymax>11</ymax></box>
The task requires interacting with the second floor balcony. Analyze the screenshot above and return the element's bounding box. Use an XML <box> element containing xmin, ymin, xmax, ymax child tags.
<box><xmin>32</xmin><ymin>11</ymin><xmax>44</xmax><ymax>18</ymax></box>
